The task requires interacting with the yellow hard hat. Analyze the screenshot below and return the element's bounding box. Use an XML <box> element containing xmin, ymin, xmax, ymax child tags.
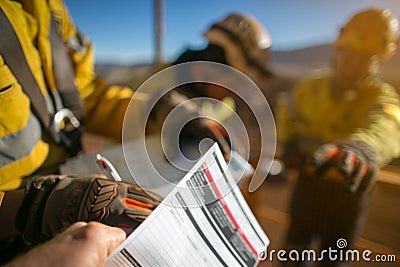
<box><xmin>335</xmin><ymin>8</ymin><xmax>400</xmax><ymax>60</ymax></box>
<box><xmin>203</xmin><ymin>13</ymin><xmax>272</xmax><ymax>76</ymax></box>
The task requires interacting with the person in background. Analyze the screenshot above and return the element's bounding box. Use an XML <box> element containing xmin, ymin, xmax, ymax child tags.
<box><xmin>0</xmin><ymin>0</ymin><xmax>229</xmax><ymax>264</ymax></box>
<box><xmin>172</xmin><ymin>12</ymin><xmax>289</xmax><ymax>167</ymax></box>
<box><xmin>174</xmin><ymin>12</ymin><xmax>276</xmax><ymax>100</ymax></box>
<box><xmin>276</xmin><ymin>8</ymin><xmax>400</xmax><ymax>266</ymax></box>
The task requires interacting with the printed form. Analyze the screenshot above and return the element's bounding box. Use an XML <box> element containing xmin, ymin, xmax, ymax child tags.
<box><xmin>106</xmin><ymin>144</ymin><xmax>269</xmax><ymax>267</ymax></box>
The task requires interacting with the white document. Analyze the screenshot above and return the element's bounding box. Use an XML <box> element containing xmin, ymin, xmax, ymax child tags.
<box><xmin>60</xmin><ymin>135</ymin><xmax>254</xmax><ymax>195</ymax></box>
<box><xmin>106</xmin><ymin>143</ymin><xmax>269</xmax><ymax>267</ymax></box>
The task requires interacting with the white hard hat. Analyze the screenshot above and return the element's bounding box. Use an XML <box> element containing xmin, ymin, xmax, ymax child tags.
<box><xmin>203</xmin><ymin>13</ymin><xmax>272</xmax><ymax>77</ymax></box>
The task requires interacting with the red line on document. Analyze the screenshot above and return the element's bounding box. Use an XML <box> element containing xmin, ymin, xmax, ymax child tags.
<box><xmin>202</xmin><ymin>163</ymin><xmax>257</xmax><ymax>257</ymax></box>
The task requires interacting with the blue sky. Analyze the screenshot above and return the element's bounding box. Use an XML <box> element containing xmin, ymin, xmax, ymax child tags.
<box><xmin>65</xmin><ymin>0</ymin><xmax>400</xmax><ymax>65</ymax></box>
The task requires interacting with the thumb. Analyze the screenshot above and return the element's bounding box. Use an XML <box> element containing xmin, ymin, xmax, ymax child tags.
<box><xmin>70</xmin><ymin>222</ymin><xmax>126</xmax><ymax>256</ymax></box>
<box><xmin>101</xmin><ymin>225</ymin><xmax>126</xmax><ymax>255</ymax></box>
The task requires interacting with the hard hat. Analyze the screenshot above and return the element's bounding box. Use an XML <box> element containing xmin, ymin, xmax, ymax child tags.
<box><xmin>335</xmin><ymin>8</ymin><xmax>400</xmax><ymax>60</ymax></box>
<box><xmin>203</xmin><ymin>13</ymin><xmax>272</xmax><ymax>76</ymax></box>
<box><xmin>205</xmin><ymin>13</ymin><xmax>272</xmax><ymax>51</ymax></box>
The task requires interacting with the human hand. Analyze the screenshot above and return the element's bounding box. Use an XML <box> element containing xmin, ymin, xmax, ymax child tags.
<box><xmin>17</xmin><ymin>174</ymin><xmax>163</xmax><ymax>244</ymax></box>
<box><xmin>180</xmin><ymin>118</ymin><xmax>231</xmax><ymax>161</ymax></box>
<box><xmin>310</xmin><ymin>140</ymin><xmax>377</xmax><ymax>194</ymax></box>
<box><xmin>150</xmin><ymin>91</ymin><xmax>231</xmax><ymax>161</ymax></box>
<box><xmin>6</xmin><ymin>222</ymin><xmax>126</xmax><ymax>267</ymax></box>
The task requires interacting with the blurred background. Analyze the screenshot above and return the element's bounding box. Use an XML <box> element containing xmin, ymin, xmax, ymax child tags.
<box><xmin>65</xmin><ymin>0</ymin><xmax>400</xmax><ymax>95</ymax></box>
<box><xmin>66</xmin><ymin>0</ymin><xmax>400</xmax><ymax>64</ymax></box>
<box><xmin>66</xmin><ymin>1</ymin><xmax>400</xmax><ymax>266</ymax></box>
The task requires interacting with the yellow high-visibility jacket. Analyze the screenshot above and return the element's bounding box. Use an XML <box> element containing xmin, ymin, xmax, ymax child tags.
<box><xmin>276</xmin><ymin>72</ymin><xmax>400</xmax><ymax>168</ymax></box>
<box><xmin>0</xmin><ymin>0</ymin><xmax>139</xmax><ymax>200</ymax></box>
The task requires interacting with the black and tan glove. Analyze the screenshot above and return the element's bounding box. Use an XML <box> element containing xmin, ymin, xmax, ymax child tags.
<box><xmin>16</xmin><ymin>174</ymin><xmax>163</xmax><ymax>244</ymax></box>
<box><xmin>148</xmin><ymin>91</ymin><xmax>231</xmax><ymax>160</ymax></box>
<box><xmin>180</xmin><ymin>118</ymin><xmax>231</xmax><ymax>161</ymax></box>
<box><xmin>311</xmin><ymin>140</ymin><xmax>378</xmax><ymax>194</ymax></box>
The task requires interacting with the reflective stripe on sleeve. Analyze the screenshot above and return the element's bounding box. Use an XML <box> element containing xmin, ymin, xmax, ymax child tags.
<box><xmin>66</xmin><ymin>31</ymin><xmax>88</xmax><ymax>54</ymax></box>
<box><xmin>0</xmin><ymin>113</ymin><xmax>42</xmax><ymax>167</ymax></box>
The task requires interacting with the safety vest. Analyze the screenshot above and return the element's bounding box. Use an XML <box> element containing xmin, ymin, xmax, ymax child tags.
<box><xmin>276</xmin><ymin>73</ymin><xmax>400</xmax><ymax>167</ymax></box>
<box><xmin>0</xmin><ymin>0</ymin><xmax>136</xmax><ymax>195</ymax></box>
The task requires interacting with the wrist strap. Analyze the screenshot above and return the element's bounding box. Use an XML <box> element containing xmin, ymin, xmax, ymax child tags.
<box><xmin>15</xmin><ymin>176</ymin><xmax>59</xmax><ymax>244</ymax></box>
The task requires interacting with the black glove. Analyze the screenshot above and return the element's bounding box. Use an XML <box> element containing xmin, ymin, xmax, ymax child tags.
<box><xmin>149</xmin><ymin>91</ymin><xmax>231</xmax><ymax>161</ymax></box>
<box><xmin>311</xmin><ymin>140</ymin><xmax>378</xmax><ymax>194</ymax></box>
<box><xmin>180</xmin><ymin>118</ymin><xmax>231</xmax><ymax>161</ymax></box>
<box><xmin>16</xmin><ymin>174</ymin><xmax>163</xmax><ymax>244</ymax></box>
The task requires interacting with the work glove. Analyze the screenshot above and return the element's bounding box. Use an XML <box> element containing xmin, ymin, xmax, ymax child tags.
<box><xmin>148</xmin><ymin>91</ymin><xmax>231</xmax><ymax>161</ymax></box>
<box><xmin>179</xmin><ymin>117</ymin><xmax>231</xmax><ymax>161</ymax></box>
<box><xmin>16</xmin><ymin>174</ymin><xmax>163</xmax><ymax>244</ymax></box>
<box><xmin>310</xmin><ymin>140</ymin><xmax>378</xmax><ymax>195</ymax></box>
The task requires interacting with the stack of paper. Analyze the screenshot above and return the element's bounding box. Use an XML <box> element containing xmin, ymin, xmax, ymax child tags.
<box><xmin>106</xmin><ymin>144</ymin><xmax>269</xmax><ymax>267</ymax></box>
